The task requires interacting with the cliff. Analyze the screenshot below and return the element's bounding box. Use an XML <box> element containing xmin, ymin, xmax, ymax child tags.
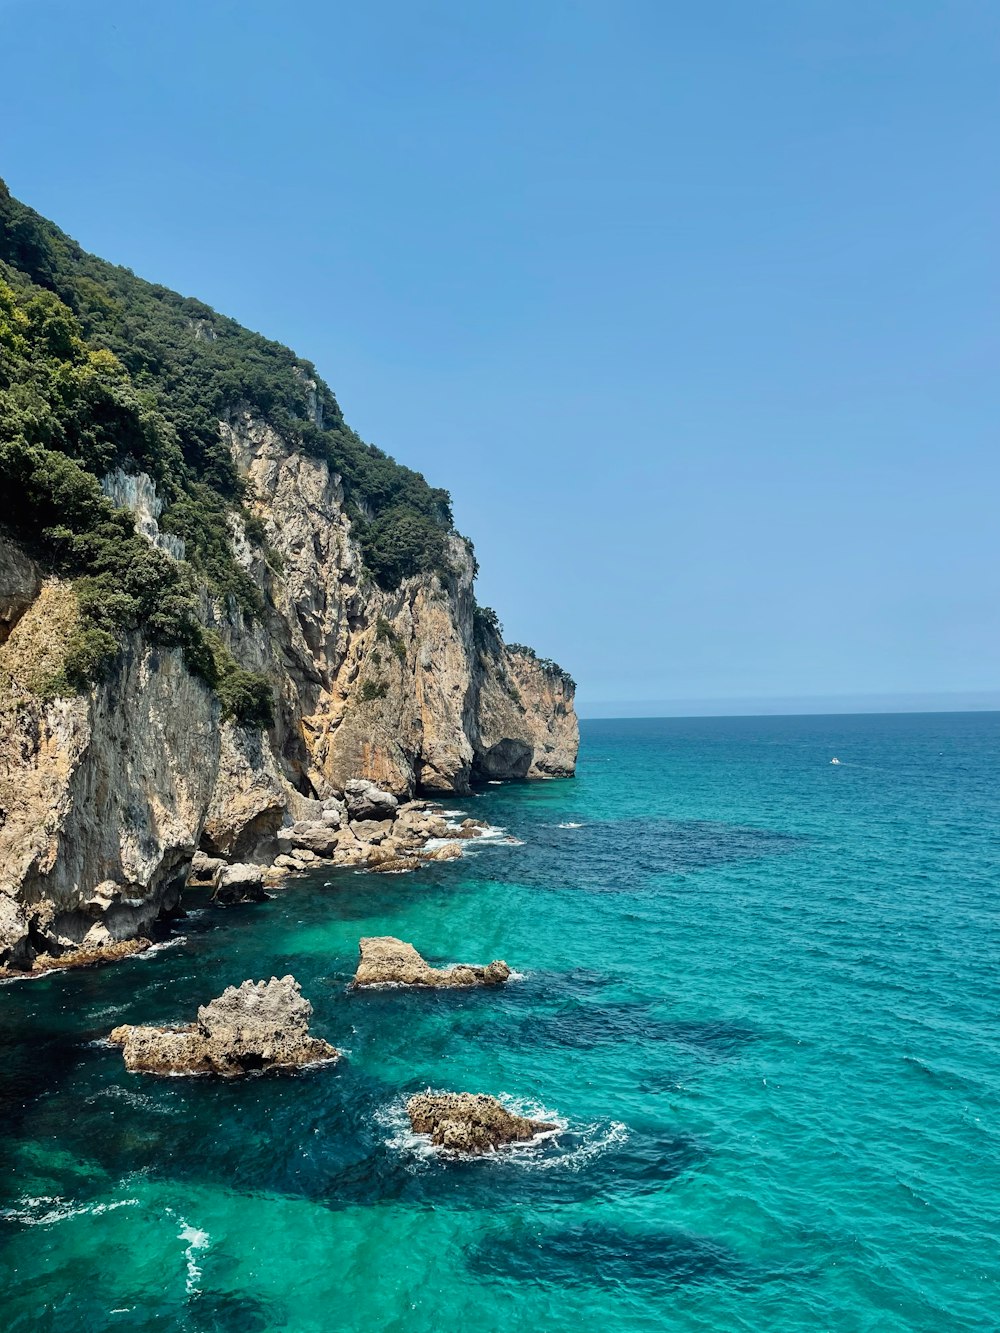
<box><xmin>0</xmin><ymin>187</ymin><xmax>577</xmax><ymax>971</ymax></box>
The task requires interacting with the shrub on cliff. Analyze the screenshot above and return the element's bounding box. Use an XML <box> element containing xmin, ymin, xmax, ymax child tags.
<box><xmin>0</xmin><ymin>180</ymin><xmax>454</xmax><ymax>594</ymax></box>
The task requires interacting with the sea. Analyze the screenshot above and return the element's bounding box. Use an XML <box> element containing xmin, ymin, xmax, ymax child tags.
<box><xmin>1</xmin><ymin>712</ymin><xmax>998</xmax><ymax>1332</ymax></box>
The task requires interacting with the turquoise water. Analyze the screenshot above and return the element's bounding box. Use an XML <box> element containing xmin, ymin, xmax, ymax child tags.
<box><xmin>1</xmin><ymin>712</ymin><xmax>998</xmax><ymax>1331</ymax></box>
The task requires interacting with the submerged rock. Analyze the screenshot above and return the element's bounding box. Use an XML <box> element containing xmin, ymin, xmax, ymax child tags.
<box><xmin>406</xmin><ymin>1092</ymin><xmax>555</xmax><ymax>1153</ymax></box>
<box><xmin>353</xmin><ymin>936</ymin><xmax>511</xmax><ymax>989</ymax></box>
<box><xmin>110</xmin><ymin>975</ymin><xmax>339</xmax><ymax>1075</ymax></box>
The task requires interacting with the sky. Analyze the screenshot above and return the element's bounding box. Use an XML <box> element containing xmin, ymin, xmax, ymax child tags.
<box><xmin>1</xmin><ymin>0</ymin><xmax>998</xmax><ymax>713</ymax></box>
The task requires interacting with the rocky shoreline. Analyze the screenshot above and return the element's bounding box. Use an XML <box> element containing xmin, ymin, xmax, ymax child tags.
<box><xmin>191</xmin><ymin>780</ymin><xmax>497</xmax><ymax>900</ymax></box>
<box><xmin>0</xmin><ymin>779</ymin><xmax>501</xmax><ymax>979</ymax></box>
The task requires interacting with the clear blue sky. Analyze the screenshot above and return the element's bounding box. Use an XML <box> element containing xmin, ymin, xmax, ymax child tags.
<box><xmin>2</xmin><ymin>0</ymin><xmax>998</xmax><ymax>710</ymax></box>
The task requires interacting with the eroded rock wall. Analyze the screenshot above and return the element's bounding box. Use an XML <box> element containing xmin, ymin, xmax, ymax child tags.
<box><xmin>0</xmin><ymin>413</ymin><xmax>578</xmax><ymax>969</ymax></box>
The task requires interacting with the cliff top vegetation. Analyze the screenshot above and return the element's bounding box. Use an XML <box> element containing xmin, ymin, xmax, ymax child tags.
<box><xmin>0</xmin><ymin>181</ymin><xmax>461</xmax><ymax>715</ymax></box>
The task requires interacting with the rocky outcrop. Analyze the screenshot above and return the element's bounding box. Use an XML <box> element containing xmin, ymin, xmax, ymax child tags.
<box><xmin>0</xmin><ymin>579</ymin><xmax>217</xmax><ymax>971</ymax></box>
<box><xmin>0</xmin><ymin>540</ymin><xmax>40</xmax><ymax>645</ymax></box>
<box><xmin>406</xmin><ymin>1092</ymin><xmax>555</xmax><ymax>1153</ymax></box>
<box><xmin>344</xmin><ymin>779</ymin><xmax>398</xmax><ymax>822</ymax></box>
<box><xmin>109</xmin><ymin>976</ymin><xmax>338</xmax><ymax>1075</ymax></box>
<box><xmin>353</xmin><ymin>936</ymin><xmax>512</xmax><ymax>989</ymax></box>
<box><xmin>212</xmin><ymin>863</ymin><xmax>268</xmax><ymax>905</ymax></box>
<box><xmin>0</xmin><ymin>405</ymin><xmax>576</xmax><ymax>969</ymax></box>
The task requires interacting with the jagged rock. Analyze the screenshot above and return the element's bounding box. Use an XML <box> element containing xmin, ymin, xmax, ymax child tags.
<box><xmin>0</xmin><ymin>539</ymin><xmax>41</xmax><ymax>644</ymax></box>
<box><xmin>450</xmin><ymin>818</ymin><xmax>488</xmax><ymax>839</ymax></box>
<box><xmin>213</xmin><ymin>863</ymin><xmax>268</xmax><ymax>904</ymax></box>
<box><xmin>368</xmin><ymin>856</ymin><xmax>421</xmax><ymax>874</ymax></box>
<box><xmin>109</xmin><ymin>975</ymin><xmax>339</xmax><ymax>1075</ymax></box>
<box><xmin>188</xmin><ymin>852</ymin><xmax>225</xmax><ymax>887</ymax></box>
<box><xmin>1</xmin><ymin>936</ymin><xmax>152</xmax><ymax>979</ymax></box>
<box><xmin>423</xmin><ymin>842</ymin><xmax>463</xmax><ymax>862</ymax></box>
<box><xmin>344</xmin><ymin>779</ymin><xmax>399</xmax><ymax>822</ymax></box>
<box><xmin>353</xmin><ymin>936</ymin><xmax>512</xmax><ymax>988</ymax></box>
<box><xmin>286</xmin><ymin>821</ymin><xmax>339</xmax><ymax>856</ymax></box>
<box><xmin>406</xmin><ymin>1092</ymin><xmax>554</xmax><ymax>1154</ymax></box>
<box><xmin>350</xmin><ymin>818</ymin><xmax>393</xmax><ymax>844</ymax></box>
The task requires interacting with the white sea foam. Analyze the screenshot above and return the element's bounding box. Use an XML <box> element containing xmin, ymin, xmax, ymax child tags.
<box><xmin>378</xmin><ymin>1101</ymin><xmax>440</xmax><ymax>1164</ymax></box>
<box><xmin>1</xmin><ymin>1195</ymin><xmax>138</xmax><ymax>1226</ymax></box>
<box><xmin>90</xmin><ymin>1004</ymin><xmax>125</xmax><ymax>1021</ymax></box>
<box><xmin>556</xmin><ymin>822</ymin><xmax>585</xmax><ymax>829</ymax></box>
<box><xmin>177</xmin><ymin>1219</ymin><xmax>210</xmax><ymax>1294</ymax></box>
<box><xmin>379</xmin><ymin>1092</ymin><xmax>630</xmax><ymax>1168</ymax></box>
<box><xmin>391</xmin><ymin>1090</ymin><xmax>629</xmax><ymax>1173</ymax></box>
<box><xmin>132</xmin><ymin>936</ymin><xmax>187</xmax><ymax>960</ymax></box>
<box><xmin>518</xmin><ymin>1118</ymin><xmax>629</xmax><ymax>1173</ymax></box>
<box><xmin>92</xmin><ymin>1084</ymin><xmax>160</xmax><ymax>1112</ymax></box>
<box><xmin>472</xmin><ymin>824</ymin><xmax>508</xmax><ymax>840</ymax></box>
<box><xmin>423</xmin><ymin>837</ymin><xmax>461</xmax><ymax>852</ymax></box>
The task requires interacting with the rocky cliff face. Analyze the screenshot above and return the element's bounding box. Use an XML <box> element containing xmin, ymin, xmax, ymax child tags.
<box><xmin>0</xmin><ymin>409</ymin><xmax>577</xmax><ymax>971</ymax></box>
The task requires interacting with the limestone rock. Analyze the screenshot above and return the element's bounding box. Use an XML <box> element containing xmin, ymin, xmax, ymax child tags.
<box><xmin>368</xmin><ymin>856</ymin><xmax>421</xmax><ymax>874</ymax></box>
<box><xmin>0</xmin><ymin>403</ymin><xmax>576</xmax><ymax>967</ymax></box>
<box><xmin>213</xmin><ymin>863</ymin><xmax>268</xmax><ymax>904</ymax></box>
<box><xmin>353</xmin><ymin>936</ymin><xmax>512</xmax><ymax>989</ymax></box>
<box><xmin>344</xmin><ymin>779</ymin><xmax>398</xmax><ymax>822</ymax></box>
<box><xmin>188</xmin><ymin>852</ymin><xmax>225</xmax><ymax>887</ymax></box>
<box><xmin>406</xmin><ymin>1092</ymin><xmax>555</xmax><ymax>1154</ymax></box>
<box><xmin>450</xmin><ymin>818</ymin><xmax>488</xmax><ymax>839</ymax></box>
<box><xmin>423</xmin><ymin>841</ymin><xmax>463</xmax><ymax>862</ymax></box>
<box><xmin>349</xmin><ymin>818</ymin><xmax>393</xmax><ymax>844</ymax></box>
<box><xmin>0</xmin><ymin>539</ymin><xmax>41</xmax><ymax>644</ymax></box>
<box><xmin>286</xmin><ymin>821</ymin><xmax>340</xmax><ymax>857</ymax></box>
<box><xmin>110</xmin><ymin>975</ymin><xmax>338</xmax><ymax>1075</ymax></box>
<box><xmin>321</xmin><ymin>798</ymin><xmax>345</xmax><ymax>826</ymax></box>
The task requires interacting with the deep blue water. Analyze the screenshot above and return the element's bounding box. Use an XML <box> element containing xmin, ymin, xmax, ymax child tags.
<box><xmin>1</xmin><ymin>712</ymin><xmax>998</xmax><ymax>1331</ymax></box>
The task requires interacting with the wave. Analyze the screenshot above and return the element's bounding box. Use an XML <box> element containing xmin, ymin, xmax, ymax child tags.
<box><xmin>556</xmin><ymin>822</ymin><xmax>586</xmax><ymax>829</ymax></box>
<box><xmin>132</xmin><ymin>936</ymin><xmax>187</xmax><ymax>960</ymax></box>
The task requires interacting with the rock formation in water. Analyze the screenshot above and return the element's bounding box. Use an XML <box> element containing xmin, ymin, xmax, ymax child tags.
<box><xmin>353</xmin><ymin>936</ymin><xmax>512</xmax><ymax>988</ymax></box>
<box><xmin>0</xmin><ymin>183</ymin><xmax>578</xmax><ymax>973</ymax></box>
<box><xmin>406</xmin><ymin>1092</ymin><xmax>555</xmax><ymax>1153</ymax></box>
<box><xmin>109</xmin><ymin>976</ymin><xmax>338</xmax><ymax>1075</ymax></box>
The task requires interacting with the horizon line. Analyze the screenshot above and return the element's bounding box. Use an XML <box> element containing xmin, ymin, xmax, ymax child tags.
<box><xmin>576</xmin><ymin>690</ymin><xmax>1000</xmax><ymax>720</ymax></box>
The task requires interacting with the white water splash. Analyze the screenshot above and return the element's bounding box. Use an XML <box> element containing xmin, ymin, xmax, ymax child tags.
<box><xmin>177</xmin><ymin>1219</ymin><xmax>210</xmax><ymax>1294</ymax></box>
<box><xmin>378</xmin><ymin>1091</ymin><xmax>631</xmax><ymax>1170</ymax></box>
<box><xmin>132</xmin><ymin>936</ymin><xmax>187</xmax><ymax>960</ymax></box>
